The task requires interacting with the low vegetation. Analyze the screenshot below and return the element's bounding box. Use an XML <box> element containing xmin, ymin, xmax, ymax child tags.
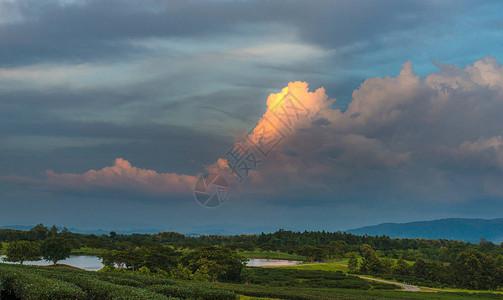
<box><xmin>3</xmin><ymin>224</ymin><xmax>503</xmax><ymax>299</ymax></box>
<box><xmin>3</xmin><ymin>263</ymin><xmax>503</xmax><ymax>300</ymax></box>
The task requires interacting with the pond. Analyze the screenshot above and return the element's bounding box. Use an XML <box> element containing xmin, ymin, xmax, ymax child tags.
<box><xmin>0</xmin><ymin>255</ymin><xmax>104</xmax><ymax>271</ymax></box>
<box><xmin>0</xmin><ymin>255</ymin><xmax>300</xmax><ymax>270</ymax></box>
<box><xmin>246</xmin><ymin>258</ymin><xmax>301</xmax><ymax>267</ymax></box>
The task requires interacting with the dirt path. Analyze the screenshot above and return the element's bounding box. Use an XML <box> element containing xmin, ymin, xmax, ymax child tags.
<box><xmin>358</xmin><ymin>275</ymin><xmax>420</xmax><ymax>291</ymax></box>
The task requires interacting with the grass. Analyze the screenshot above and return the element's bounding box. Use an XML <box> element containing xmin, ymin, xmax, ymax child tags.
<box><xmin>71</xmin><ymin>247</ymin><xmax>107</xmax><ymax>256</ymax></box>
<box><xmin>281</xmin><ymin>262</ymin><xmax>350</xmax><ymax>273</ymax></box>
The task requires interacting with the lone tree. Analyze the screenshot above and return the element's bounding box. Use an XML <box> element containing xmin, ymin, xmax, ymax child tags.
<box><xmin>360</xmin><ymin>244</ymin><xmax>382</xmax><ymax>274</ymax></box>
<box><xmin>347</xmin><ymin>252</ymin><xmax>359</xmax><ymax>273</ymax></box>
<box><xmin>3</xmin><ymin>241</ymin><xmax>41</xmax><ymax>265</ymax></box>
<box><xmin>41</xmin><ymin>237</ymin><xmax>72</xmax><ymax>265</ymax></box>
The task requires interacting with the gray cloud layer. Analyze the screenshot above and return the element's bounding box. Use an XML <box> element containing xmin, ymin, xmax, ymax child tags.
<box><xmin>0</xmin><ymin>0</ymin><xmax>493</xmax><ymax>66</ymax></box>
<box><xmin>1</xmin><ymin>0</ymin><xmax>503</xmax><ymax>231</ymax></box>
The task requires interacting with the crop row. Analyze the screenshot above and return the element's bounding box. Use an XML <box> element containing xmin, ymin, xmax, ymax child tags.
<box><xmin>0</xmin><ymin>263</ymin><xmax>240</xmax><ymax>300</ymax></box>
<box><xmin>0</xmin><ymin>266</ymin><xmax>86</xmax><ymax>300</ymax></box>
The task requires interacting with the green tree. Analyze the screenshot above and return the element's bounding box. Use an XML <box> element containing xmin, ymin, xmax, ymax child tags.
<box><xmin>438</xmin><ymin>246</ymin><xmax>450</xmax><ymax>262</ymax></box>
<box><xmin>393</xmin><ymin>255</ymin><xmax>411</xmax><ymax>275</ymax></box>
<box><xmin>170</xmin><ymin>263</ymin><xmax>192</xmax><ymax>280</ymax></box>
<box><xmin>48</xmin><ymin>225</ymin><xmax>58</xmax><ymax>238</ymax></box>
<box><xmin>3</xmin><ymin>240</ymin><xmax>40</xmax><ymax>264</ymax></box>
<box><xmin>451</xmin><ymin>250</ymin><xmax>497</xmax><ymax>290</ymax></box>
<box><xmin>29</xmin><ymin>224</ymin><xmax>49</xmax><ymax>240</ymax></box>
<box><xmin>123</xmin><ymin>247</ymin><xmax>146</xmax><ymax>272</ymax></box>
<box><xmin>359</xmin><ymin>244</ymin><xmax>382</xmax><ymax>274</ymax></box>
<box><xmin>143</xmin><ymin>245</ymin><xmax>179</xmax><ymax>272</ymax></box>
<box><xmin>240</xmin><ymin>267</ymin><xmax>257</xmax><ymax>284</ymax></box>
<box><xmin>381</xmin><ymin>257</ymin><xmax>395</xmax><ymax>274</ymax></box>
<box><xmin>413</xmin><ymin>258</ymin><xmax>427</xmax><ymax>279</ymax></box>
<box><xmin>299</xmin><ymin>246</ymin><xmax>324</xmax><ymax>262</ymax></box>
<box><xmin>41</xmin><ymin>237</ymin><xmax>72</xmax><ymax>265</ymax></box>
<box><xmin>495</xmin><ymin>254</ymin><xmax>503</xmax><ymax>288</ymax></box>
<box><xmin>193</xmin><ymin>265</ymin><xmax>212</xmax><ymax>282</ymax></box>
<box><xmin>181</xmin><ymin>246</ymin><xmax>247</xmax><ymax>282</ymax></box>
<box><xmin>156</xmin><ymin>269</ymin><xmax>169</xmax><ymax>278</ymax></box>
<box><xmin>347</xmin><ymin>252</ymin><xmax>359</xmax><ymax>273</ymax></box>
<box><xmin>332</xmin><ymin>240</ymin><xmax>347</xmax><ymax>260</ymax></box>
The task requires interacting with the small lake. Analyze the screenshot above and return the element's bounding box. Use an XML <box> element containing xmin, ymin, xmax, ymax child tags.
<box><xmin>0</xmin><ymin>255</ymin><xmax>300</xmax><ymax>270</ymax></box>
<box><xmin>0</xmin><ymin>255</ymin><xmax>104</xmax><ymax>271</ymax></box>
<box><xmin>246</xmin><ymin>258</ymin><xmax>301</xmax><ymax>267</ymax></box>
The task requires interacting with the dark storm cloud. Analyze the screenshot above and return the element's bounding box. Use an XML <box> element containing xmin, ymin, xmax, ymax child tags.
<box><xmin>0</xmin><ymin>118</ymin><xmax>232</xmax><ymax>175</ymax></box>
<box><xmin>1</xmin><ymin>0</ymin><xmax>503</xmax><ymax>231</ymax></box>
<box><xmin>0</xmin><ymin>0</ymin><xmax>474</xmax><ymax>66</ymax></box>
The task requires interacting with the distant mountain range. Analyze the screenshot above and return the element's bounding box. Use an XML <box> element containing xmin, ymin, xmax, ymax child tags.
<box><xmin>4</xmin><ymin>218</ymin><xmax>503</xmax><ymax>243</ymax></box>
<box><xmin>0</xmin><ymin>225</ymin><xmax>271</xmax><ymax>237</ymax></box>
<box><xmin>0</xmin><ymin>225</ymin><xmax>135</xmax><ymax>235</ymax></box>
<box><xmin>345</xmin><ymin>218</ymin><xmax>503</xmax><ymax>244</ymax></box>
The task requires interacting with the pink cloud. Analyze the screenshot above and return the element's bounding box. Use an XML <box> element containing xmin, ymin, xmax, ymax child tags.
<box><xmin>44</xmin><ymin>158</ymin><xmax>196</xmax><ymax>195</ymax></box>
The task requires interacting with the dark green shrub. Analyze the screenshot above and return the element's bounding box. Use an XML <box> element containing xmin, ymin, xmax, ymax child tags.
<box><xmin>149</xmin><ymin>284</ymin><xmax>237</xmax><ymax>300</ymax></box>
<box><xmin>46</xmin><ymin>273</ymin><xmax>171</xmax><ymax>300</ymax></box>
<box><xmin>0</xmin><ymin>267</ymin><xmax>86</xmax><ymax>300</ymax></box>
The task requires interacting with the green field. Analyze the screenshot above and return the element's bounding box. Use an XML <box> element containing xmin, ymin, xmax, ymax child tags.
<box><xmin>281</xmin><ymin>256</ymin><xmax>414</xmax><ymax>273</ymax></box>
<box><xmin>1</xmin><ymin>263</ymin><xmax>503</xmax><ymax>299</ymax></box>
<box><xmin>71</xmin><ymin>247</ymin><xmax>107</xmax><ymax>256</ymax></box>
<box><xmin>281</xmin><ymin>261</ymin><xmax>350</xmax><ymax>273</ymax></box>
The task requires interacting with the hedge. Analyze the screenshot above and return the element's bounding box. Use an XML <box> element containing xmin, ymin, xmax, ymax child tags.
<box><xmin>0</xmin><ymin>267</ymin><xmax>86</xmax><ymax>300</ymax></box>
<box><xmin>148</xmin><ymin>284</ymin><xmax>237</xmax><ymax>300</ymax></box>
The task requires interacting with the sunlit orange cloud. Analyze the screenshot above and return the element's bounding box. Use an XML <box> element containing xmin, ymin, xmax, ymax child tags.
<box><xmin>208</xmin><ymin>81</ymin><xmax>336</xmax><ymax>183</ymax></box>
<box><xmin>260</xmin><ymin>81</ymin><xmax>333</xmax><ymax>134</ymax></box>
<box><xmin>45</xmin><ymin>158</ymin><xmax>196</xmax><ymax>195</ymax></box>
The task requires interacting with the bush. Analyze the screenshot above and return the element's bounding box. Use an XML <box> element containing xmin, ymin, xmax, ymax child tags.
<box><xmin>156</xmin><ymin>269</ymin><xmax>169</xmax><ymax>278</ymax></box>
<box><xmin>2</xmin><ymin>265</ymin><xmax>173</xmax><ymax>300</ymax></box>
<box><xmin>149</xmin><ymin>284</ymin><xmax>237</xmax><ymax>300</ymax></box>
<box><xmin>0</xmin><ymin>267</ymin><xmax>86</xmax><ymax>300</ymax></box>
<box><xmin>51</xmin><ymin>273</ymin><xmax>171</xmax><ymax>300</ymax></box>
<box><xmin>246</xmin><ymin>267</ymin><xmax>398</xmax><ymax>290</ymax></box>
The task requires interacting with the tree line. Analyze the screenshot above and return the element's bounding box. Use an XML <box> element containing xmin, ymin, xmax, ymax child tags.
<box><xmin>3</xmin><ymin>237</ymin><xmax>72</xmax><ymax>265</ymax></box>
<box><xmin>4</xmin><ymin>224</ymin><xmax>503</xmax><ymax>289</ymax></box>
<box><xmin>353</xmin><ymin>244</ymin><xmax>503</xmax><ymax>290</ymax></box>
<box><xmin>4</xmin><ymin>225</ymin><xmax>501</xmax><ymax>263</ymax></box>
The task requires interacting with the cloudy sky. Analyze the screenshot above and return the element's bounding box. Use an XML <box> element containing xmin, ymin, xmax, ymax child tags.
<box><xmin>1</xmin><ymin>0</ymin><xmax>503</xmax><ymax>233</ymax></box>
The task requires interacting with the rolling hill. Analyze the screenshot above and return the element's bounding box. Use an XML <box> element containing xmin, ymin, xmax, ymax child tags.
<box><xmin>345</xmin><ymin>218</ymin><xmax>503</xmax><ymax>243</ymax></box>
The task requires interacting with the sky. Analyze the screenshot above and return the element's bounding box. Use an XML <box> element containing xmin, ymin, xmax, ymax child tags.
<box><xmin>1</xmin><ymin>0</ymin><xmax>503</xmax><ymax>234</ymax></box>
